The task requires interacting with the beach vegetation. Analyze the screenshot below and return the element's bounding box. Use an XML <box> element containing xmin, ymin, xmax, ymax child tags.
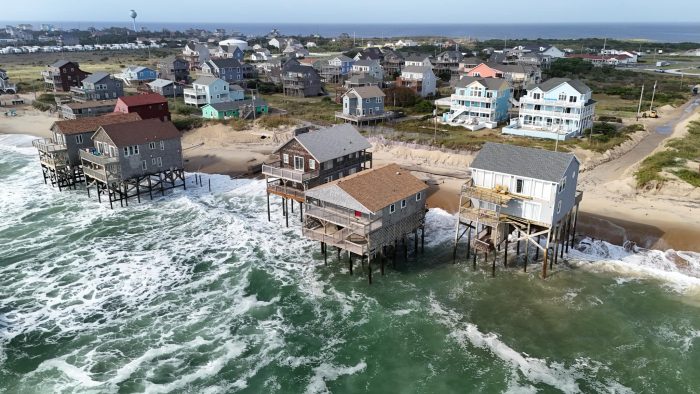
<box><xmin>171</xmin><ymin>115</ymin><xmax>203</xmax><ymax>131</ymax></box>
<box><xmin>635</xmin><ymin>121</ymin><xmax>700</xmax><ymax>187</ymax></box>
<box><xmin>257</xmin><ymin>116</ymin><xmax>298</xmax><ymax>129</ymax></box>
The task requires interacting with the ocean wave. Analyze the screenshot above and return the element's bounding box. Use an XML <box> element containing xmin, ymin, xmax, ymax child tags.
<box><xmin>427</xmin><ymin>295</ymin><xmax>632</xmax><ymax>394</ymax></box>
<box><xmin>568</xmin><ymin>238</ymin><xmax>700</xmax><ymax>294</ymax></box>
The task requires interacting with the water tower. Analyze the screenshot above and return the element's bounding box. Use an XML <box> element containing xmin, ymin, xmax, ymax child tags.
<box><xmin>130</xmin><ymin>9</ymin><xmax>137</xmax><ymax>32</ymax></box>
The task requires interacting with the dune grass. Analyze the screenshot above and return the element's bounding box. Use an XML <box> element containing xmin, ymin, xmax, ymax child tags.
<box><xmin>635</xmin><ymin>120</ymin><xmax>700</xmax><ymax>187</ymax></box>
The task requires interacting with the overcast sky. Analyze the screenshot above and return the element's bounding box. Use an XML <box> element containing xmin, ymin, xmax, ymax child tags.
<box><xmin>3</xmin><ymin>0</ymin><xmax>699</xmax><ymax>24</ymax></box>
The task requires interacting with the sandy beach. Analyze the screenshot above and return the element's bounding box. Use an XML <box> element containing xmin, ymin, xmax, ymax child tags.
<box><xmin>2</xmin><ymin>104</ymin><xmax>699</xmax><ymax>251</ymax></box>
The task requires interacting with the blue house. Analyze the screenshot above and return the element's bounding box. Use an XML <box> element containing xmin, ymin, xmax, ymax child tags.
<box><xmin>442</xmin><ymin>77</ymin><xmax>512</xmax><ymax>130</ymax></box>
<box><xmin>120</xmin><ymin>65</ymin><xmax>157</xmax><ymax>85</ymax></box>
<box><xmin>329</xmin><ymin>55</ymin><xmax>354</xmax><ymax>76</ymax></box>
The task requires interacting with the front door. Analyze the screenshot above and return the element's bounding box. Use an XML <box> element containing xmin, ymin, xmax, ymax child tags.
<box><xmin>294</xmin><ymin>156</ymin><xmax>304</xmax><ymax>171</ymax></box>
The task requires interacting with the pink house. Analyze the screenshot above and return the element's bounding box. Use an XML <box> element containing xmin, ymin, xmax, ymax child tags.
<box><xmin>464</xmin><ymin>63</ymin><xmax>503</xmax><ymax>78</ymax></box>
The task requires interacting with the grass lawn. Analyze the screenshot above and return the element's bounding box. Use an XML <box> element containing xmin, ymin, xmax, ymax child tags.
<box><xmin>262</xmin><ymin>93</ymin><xmax>342</xmax><ymax>124</ymax></box>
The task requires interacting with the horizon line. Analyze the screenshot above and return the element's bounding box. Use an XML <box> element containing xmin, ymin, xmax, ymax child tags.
<box><xmin>2</xmin><ymin>20</ymin><xmax>700</xmax><ymax>26</ymax></box>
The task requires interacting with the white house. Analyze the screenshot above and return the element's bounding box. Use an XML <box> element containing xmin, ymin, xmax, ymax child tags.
<box><xmin>469</xmin><ymin>142</ymin><xmax>580</xmax><ymax>226</ymax></box>
<box><xmin>218</xmin><ymin>38</ymin><xmax>248</xmax><ymax>51</ymax></box>
<box><xmin>183</xmin><ymin>76</ymin><xmax>243</xmax><ymax>107</ymax></box>
<box><xmin>396</xmin><ymin>39</ymin><xmax>418</xmax><ymax>48</ymax></box>
<box><xmin>251</xmin><ymin>51</ymin><xmax>270</xmax><ymax>62</ymax></box>
<box><xmin>398</xmin><ymin>66</ymin><xmax>436</xmax><ymax>97</ymax></box>
<box><xmin>351</xmin><ymin>59</ymin><xmax>384</xmax><ymax>80</ymax></box>
<box><xmin>503</xmin><ymin>78</ymin><xmax>596</xmax><ymax>140</ymax></box>
<box><xmin>182</xmin><ymin>41</ymin><xmax>210</xmax><ymax>69</ymax></box>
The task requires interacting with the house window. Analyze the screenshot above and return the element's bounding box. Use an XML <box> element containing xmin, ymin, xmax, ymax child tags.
<box><xmin>559</xmin><ymin>178</ymin><xmax>566</xmax><ymax>193</ymax></box>
<box><xmin>123</xmin><ymin>147</ymin><xmax>129</xmax><ymax>156</ymax></box>
<box><xmin>160</xmin><ymin>141</ymin><xmax>165</xmax><ymax>150</ymax></box>
<box><xmin>390</xmin><ymin>204</ymin><xmax>396</xmax><ymax>214</ymax></box>
<box><xmin>133</xmin><ymin>145</ymin><xmax>139</xmax><ymax>155</ymax></box>
<box><xmin>294</xmin><ymin>156</ymin><xmax>304</xmax><ymax>171</ymax></box>
<box><xmin>157</xmin><ymin>157</ymin><xmax>163</xmax><ymax>167</ymax></box>
<box><xmin>324</xmin><ymin>175</ymin><xmax>333</xmax><ymax>183</ymax></box>
<box><xmin>152</xmin><ymin>158</ymin><xmax>157</xmax><ymax>165</ymax></box>
<box><xmin>557</xmin><ymin>200</ymin><xmax>562</xmax><ymax>214</ymax></box>
<box><xmin>516</xmin><ymin>179</ymin><xmax>524</xmax><ymax>194</ymax></box>
<box><xmin>309</xmin><ymin>159</ymin><xmax>316</xmax><ymax>170</ymax></box>
<box><xmin>75</xmin><ymin>134</ymin><xmax>83</xmax><ymax>144</ymax></box>
<box><xmin>558</xmin><ymin>92</ymin><xmax>566</xmax><ymax>101</ymax></box>
<box><xmin>149</xmin><ymin>142</ymin><xmax>156</xmax><ymax>149</ymax></box>
<box><xmin>283</xmin><ymin>153</ymin><xmax>289</xmax><ymax>164</ymax></box>
<box><xmin>416</xmin><ymin>192</ymin><xmax>422</xmax><ymax>201</ymax></box>
<box><xmin>142</xmin><ymin>160</ymin><xmax>147</xmax><ymax>170</ymax></box>
<box><xmin>569</xmin><ymin>96</ymin><xmax>578</xmax><ymax>103</ymax></box>
<box><xmin>532</xmin><ymin>93</ymin><xmax>541</xmax><ymax>100</ymax></box>
<box><xmin>401</xmin><ymin>199</ymin><xmax>407</xmax><ymax>209</ymax></box>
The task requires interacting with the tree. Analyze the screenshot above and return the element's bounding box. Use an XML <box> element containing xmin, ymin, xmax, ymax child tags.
<box><xmin>383</xmin><ymin>87</ymin><xmax>419</xmax><ymax>107</ymax></box>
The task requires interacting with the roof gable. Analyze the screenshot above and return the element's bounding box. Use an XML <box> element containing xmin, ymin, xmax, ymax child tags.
<box><xmin>306</xmin><ymin>164</ymin><xmax>427</xmax><ymax>213</ymax></box>
<box><xmin>279</xmin><ymin>124</ymin><xmax>371</xmax><ymax>163</ymax></box>
<box><xmin>470</xmin><ymin>143</ymin><xmax>577</xmax><ymax>183</ymax></box>
<box><xmin>97</xmin><ymin>119</ymin><xmax>180</xmax><ymax>147</ymax></box>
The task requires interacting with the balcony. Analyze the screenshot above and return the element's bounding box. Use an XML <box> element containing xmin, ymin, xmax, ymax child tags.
<box><xmin>335</xmin><ymin>111</ymin><xmax>389</xmax><ymax>122</ymax></box>
<box><xmin>79</xmin><ymin>148</ymin><xmax>120</xmax><ymax>166</ymax></box>
<box><xmin>302</xmin><ymin>226</ymin><xmax>368</xmax><ymax>256</ymax></box>
<box><xmin>33</xmin><ymin>138</ymin><xmax>67</xmax><ymax>154</ymax></box>
<box><xmin>461</xmin><ymin>184</ymin><xmax>516</xmax><ymax>207</ymax></box>
<box><xmin>451</xmin><ymin>94</ymin><xmax>496</xmax><ymax>104</ymax></box>
<box><xmin>502</xmin><ymin>120</ymin><xmax>579</xmax><ymax>140</ymax></box>
<box><xmin>262</xmin><ymin>163</ymin><xmax>319</xmax><ymax>183</ymax></box>
<box><xmin>183</xmin><ymin>89</ymin><xmax>207</xmax><ymax>106</ymax></box>
<box><xmin>519</xmin><ymin>108</ymin><xmax>583</xmax><ymax>120</ymax></box>
<box><xmin>304</xmin><ymin>204</ymin><xmax>383</xmax><ymax>236</ymax></box>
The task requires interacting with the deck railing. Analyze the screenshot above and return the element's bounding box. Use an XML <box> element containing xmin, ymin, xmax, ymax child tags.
<box><xmin>302</xmin><ymin>226</ymin><xmax>368</xmax><ymax>255</ymax></box>
<box><xmin>262</xmin><ymin>163</ymin><xmax>318</xmax><ymax>183</ymax></box>
<box><xmin>305</xmin><ymin>205</ymin><xmax>383</xmax><ymax>235</ymax></box>
<box><xmin>32</xmin><ymin>138</ymin><xmax>67</xmax><ymax>153</ymax></box>
<box><xmin>79</xmin><ymin>149</ymin><xmax>120</xmax><ymax>166</ymax></box>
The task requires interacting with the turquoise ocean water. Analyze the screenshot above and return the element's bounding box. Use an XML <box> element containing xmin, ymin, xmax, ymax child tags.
<box><xmin>1</xmin><ymin>134</ymin><xmax>700</xmax><ymax>393</ymax></box>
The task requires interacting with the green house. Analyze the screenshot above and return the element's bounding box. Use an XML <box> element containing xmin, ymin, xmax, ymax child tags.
<box><xmin>201</xmin><ymin>99</ymin><xmax>269</xmax><ymax>120</ymax></box>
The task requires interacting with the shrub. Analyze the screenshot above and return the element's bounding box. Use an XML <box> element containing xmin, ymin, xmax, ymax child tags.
<box><xmin>413</xmin><ymin>100</ymin><xmax>435</xmax><ymax>113</ymax></box>
<box><xmin>172</xmin><ymin>116</ymin><xmax>203</xmax><ymax>131</ymax></box>
<box><xmin>383</xmin><ymin>87</ymin><xmax>419</xmax><ymax>107</ymax></box>
<box><xmin>257</xmin><ymin>116</ymin><xmax>297</xmax><ymax>129</ymax></box>
<box><xmin>36</xmin><ymin>93</ymin><xmax>55</xmax><ymax>104</ymax></box>
<box><xmin>32</xmin><ymin>101</ymin><xmax>51</xmax><ymax>112</ymax></box>
<box><xmin>229</xmin><ymin>118</ymin><xmax>250</xmax><ymax>131</ymax></box>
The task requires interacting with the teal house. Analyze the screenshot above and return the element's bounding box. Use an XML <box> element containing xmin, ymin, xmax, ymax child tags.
<box><xmin>201</xmin><ymin>99</ymin><xmax>269</xmax><ymax>120</ymax></box>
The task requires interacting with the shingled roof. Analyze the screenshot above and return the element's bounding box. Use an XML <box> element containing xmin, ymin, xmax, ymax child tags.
<box><xmin>306</xmin><ymin>164</ymin><xmax>427</xmax><ymax>213</ymax></box>
<box><xmin>52</xmin><ymin>113</ymin><xmax>141</xmax><ymax>135</ymax></box>
<box><xmin>277</xmin><ymin>124</ymin><xmax>371</xmax><ymax>163</ymax></box>
<box><xmin>526</xmin><ymin>78</ymin><xmax>591</xmax><ymax>94</ymax></box>
<box><xmin>470</xmin><ymin>143</ymin><xmax>578</xmax><ymax>183</ymax></box>
<box><xmin>117</xmin><ymin>93</ymin><xmax>167</xmax><ymax>107</ymax></box>
<box><xmin>455</xmin><ymin>76</ymin><xmax>508</xmax><ymax>90</ymax></box>
<box><xmin>345</xmin><ymin>85</ymin><xmax>385</xmax><ymax>99</ymax></box>
<box><xmin>97</xmin><ymin>119</ymin><xmax>180</xmax><ymax>147</ymax></box>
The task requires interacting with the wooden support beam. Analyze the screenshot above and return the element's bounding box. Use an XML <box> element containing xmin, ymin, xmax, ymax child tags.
<box><xmin>368</xmin><ymin>254</ymin><xmax>372</xmax><ymax>285</ymax></box>
<box><xmin>570</xmin><ymin>203</ymin><xmax>580</xmax><ymax>249</ymax></box>
<box><xmin>503</xmin><ymin>226</ymin><xmax>509</xmax><ymax>268</ymax></box>
<box><xmin>535</xmin><ymin>235</ymin><xmax>540</xmax><ymax>261</ymax></box>
<box><xmin>348</xmin><ymin>252</ymin><xmax>353</xmax><ymax>275</ymax></box>
<box><xmin>421</xmin><ymin>226</ymin><xmax>425</xmax><ymax>253</ymax></box>
<box><xmin>266</xmin><ymin>191</ymin><xmax>271</xmax><ymax>222</ymax></box>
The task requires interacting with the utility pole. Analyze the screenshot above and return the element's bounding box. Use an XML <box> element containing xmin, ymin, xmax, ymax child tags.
<box><xmin>637</xmin><ymin>84</ymin><xmax>645</xmax><ymax>119</ymax></box>
<box><xmin>433</xmin><ymin>102</ymin><xmax>438</xmax><ymax>145</ymax></box>
<box><xmin>649</xmin><ymin>81</ymin><xmax>657</xmax><ymax>112</ymax></box>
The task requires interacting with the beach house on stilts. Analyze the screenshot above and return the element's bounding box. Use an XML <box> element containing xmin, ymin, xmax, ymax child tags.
<box><xmin>303</xmin><ymin>164</ymin><xmax>428</xmax><ymax>284</ymax></box>
<box><xmin>453</xmin><ymin>143</ymin><xmax>583</xmax><ymax>278</ymax></box>
<box><xmin>261</xmin><ymin>124</ymin><xmax>373</xmax><ymax>227</ymax></box>
<box><xmin>79</xmin><ymin>118</ymin><xmax>185</xmax><ymax>208</ymax></box>
<box><xmin>32</xmin><ymin>113</ymin><xmax>141</xmax><ymax>190</ymax></box>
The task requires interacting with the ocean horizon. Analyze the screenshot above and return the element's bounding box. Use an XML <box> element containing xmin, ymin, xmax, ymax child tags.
<box><xmin>3</xmin><ymin>21</ymin><xmax>700</xmax><ymax>43</ymax></box>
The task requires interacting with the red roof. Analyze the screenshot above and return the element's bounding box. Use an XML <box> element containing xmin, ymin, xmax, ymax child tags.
<box><xmin>117</xmin><ymin>93</ymin><xmax>167</xmax><ymax>107</ymax></box>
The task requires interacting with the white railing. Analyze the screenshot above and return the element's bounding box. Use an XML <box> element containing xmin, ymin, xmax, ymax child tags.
<box><xmin>32</xmin><ymin>138</ymin><xmax>67</xmax><ymax>153</ymax></box>
<box><xmin>451</xmin><ymin>94</ymin><xmax>496</xmax><ymax>104</ymax></box>
<box><xmin>262</xmin><ymin>164</ymin><xmax>318</xmax><ymax>183</ymax></box>
<box><xmin>519</xmin><ymin>108</ymin><xmax>583</xmax><ymax>120</ymax></box>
